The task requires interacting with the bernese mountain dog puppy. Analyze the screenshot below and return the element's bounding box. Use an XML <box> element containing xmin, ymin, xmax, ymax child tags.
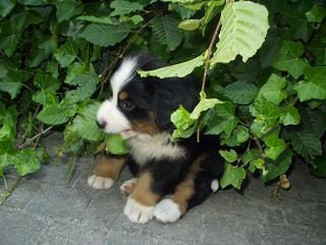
<box><xmin>88</xmin><ymin>53</ymin><xmax>224</xmax><ymax>224</ymax></box>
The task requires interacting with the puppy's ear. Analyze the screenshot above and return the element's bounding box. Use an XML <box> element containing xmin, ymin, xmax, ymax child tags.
<box><xmin>153</xmin><ymin>75</ymin><xmax>199</xmax><ymax>131</ymax></box>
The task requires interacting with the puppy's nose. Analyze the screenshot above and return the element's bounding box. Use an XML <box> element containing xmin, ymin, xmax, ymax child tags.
<box><xmin>96</xmin><ymin>120</ymin><xmax>106</xmax><ymax>129</ymax></box>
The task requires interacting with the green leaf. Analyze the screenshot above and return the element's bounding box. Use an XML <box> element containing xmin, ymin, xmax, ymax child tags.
<box><xmin>223</xmin><ymin>81</ymin><xmax>258</xmax><ymax>105</ymax></box>
<box><xmin>14</xmin><ymin>149</ymin><xmax>41</xmax><ymax>176</ymax></box>
<box><xmin>263</xmin><ymin>129</ymin><xmax>286</xmax><ymax>160</ymax></box>
<box><xmin>280</xmin><ymin>104</ymin><xmax>300</xmax><ymax>126</ymax></box>
<box><xmin>310</xmin><ymin>157</ymin><xmax>326</xmax><ymax>178</ymax></box>
<box><xmin>0</xmin><ymin>11</ymin><xmax>43</xmax><ymax>56</ymax></box>
<box><xmin>172</xmin><ymin>4</ymin><xmax>197</xmax><ymax>20</ymax></box>
<box><xmin>70</xmin><ymin>103</ymin><xmax>105</xmax><ymax>141</ymax></box>
<box><xmin>18</xmin><ymin>0</ymin><xmax>50</xmax><ymax>5</ymax></box>
<box><xmin>272</xmin><ymin>41</ymin><xmax>308</xmax><ymax>79</ymax></box>
<box><xmin>0</xmin><ymin>152</ymin><xmax>15</xmax><ymax>169</ymax></box>
<box><xmin>250</xmin><ymin>97</ymin><xmax>282</xmax><ymax>137</ymax></box>
<box><xmin>37</xmin><ymin>104</ymin><xmax>77</xmax><ymax>125</ymax></box>
<box><xmin>305</xmin><ymin>4</ymin><xmax>326</xmax><ymax>23</ymax></box>
<box><xmin>171</xmin><ymin>106</ymin><xmax>196</xmax><ymax>140</ymax></box>
<box><xmin>220</xmin><ymin>163</ymin><xmax>246</xmax><ymax>190</ymax></box>
<box><xmin>77</xmin><ymin>16</ymin><xmax>114</xmax><ymax>25</ymax></box>
<box><xmin>151</xmin><ymin>15</ymin><xmax>183</xmax><ymax>51</ymax></box>
<box><xmin>0</xmin><ymin>69</ymin><xmax>30</xmax><ymax>99</ymax></box>
<box><xmin>211</xmin><ymin>1</ymin><xmax>269</xmax><ymax>65</ymax></box>
<box><xmin>243</xmin><ymin>149</ymin><xmax>263</xmax><ymax>172</ymax></box>
<box><xmin>249</xmin><ymin>158</ymin><xmax>265</xmax><ymax>173</ymax></box>
<box><xmin>32</xmin><ymin>70</ymin><xmax>60</xmax><ymax>105</ymax></box>
<box><xmin>139</xmin><ymin>54</ymin><xmax>204</xmax><ymax>79</ymax></box>
<box><xmin>190</xmin><ymin>98</ymin><xmax>224</xmax><ymax>120</ymax></box>
<box><xmin>56</xmin><ymin>0</ymin><xmax>83</xmax><ymax>22</ymax></box>
<box><xmin>289</xmin><ymin>131</ymin><xmax>322</xmax><ymax>163</ymax></box>
<box><xmin>221</xmin><ymin>126</ymin><xmax>249</xmax><ymax>147</ymax></box>
<box><xmin>105</xmin><ymin>134</ymin><xmax>129</xmax><ymax>155</ymax></box>
<box><xmin>0</xmin><ymin>0</ymin><xmax>16</xmax><ymax>18</ymax></box>
<box><xmin>29</xmin><ymin>33</ymin><xmax>52</xmax><ymax>68</ymax></box>
<box><xmin>62</xmin><ymin>73</ymin><xmax>99</xmax><ymax>104</ymax></box>
<box><xmin>203</xmin><ymin>102</ymin><xmax>239</xmax><ymax>137</ymax></box>
<box><xmin>0</xmin><ymin>106</ymin><xmax>17</xmax><ymax>140</ymax></box>
<box><xmin>243</xmin><ymin>149</ymin><xmax>260</xmax><ymax>165</ymax></box>
<box><xmin>78</xmin><ymin>23</ymin><xmax>130</xmax><ymax>47</ymax></box>
<box><xmin>301</xmin><ymin>109</ymin><xmax>326</xmax><ymax>139</ymax></box>
<box><xmin>294</xmin><ymin>66</ymin><xmax>326</xmax><ymax>102</ymax></box>
<box><xmin>262</xmin><ymin>148</ymin><xmax>293</xmax><ymax>183</ymax></box>
<box><xmin>258</xmin><ymin>74</ymin><xmax>287</xmax><ymax>105</ymax></box>
<box><xmin>178</xmin><ymin>19</ymin><xmax>201</xmax><ymax>31</ymax></box>
<box><xmin>219</xmin><ymin>149</ymin><xmax>238</xmax><ymax>163</ymax></box>
<box><xmin>110</xmin><ymin>0</ymin><xmax>143</xmax><ymax>16</ymax></box>
<box><xmin>53</xmin><ymin>39</ymin><xmax>79</xmax><ymax>67</ymax></box>
<box><xmin>64</xmin><ymin>62</ymin><xmax>87</xmax><ymax>84</ymax></box>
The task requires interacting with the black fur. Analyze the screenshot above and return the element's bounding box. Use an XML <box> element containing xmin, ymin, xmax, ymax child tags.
<box><xmin>123</xmin><ymin>54</ymin><xmax>223</xmax><ymax>208</ymax></box>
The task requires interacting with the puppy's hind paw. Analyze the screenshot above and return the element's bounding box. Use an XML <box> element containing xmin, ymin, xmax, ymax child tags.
<box><xmin>87</xmin><ymin>174</ymin><xmax>115</xmax><ymax>189</ymax></box>
<box><xmin>120</xmin><ymin>178</ymin><xmax>138</xmax><ymax>196</ymax></box>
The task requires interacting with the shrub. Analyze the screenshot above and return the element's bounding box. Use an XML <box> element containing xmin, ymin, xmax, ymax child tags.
<box><xmin>0</xmin><ymin>0</ymin><xmax>325</xmax><ymax>189</ymax></box>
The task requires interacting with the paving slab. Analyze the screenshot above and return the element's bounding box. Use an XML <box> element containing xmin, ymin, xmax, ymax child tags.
<box><xmin>0</xmin><ymin>133</ymin><xmax>325</xmax><ymax>245</ymax></box>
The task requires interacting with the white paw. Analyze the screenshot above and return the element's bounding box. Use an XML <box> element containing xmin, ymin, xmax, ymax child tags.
<box><xmin>120</xmin><ymin>178</ymin><xmax>138</xmax><ymax>196</ymax></box>
<box><xmin>87</xmin><ymin>175</ymin><xmax>115</xmax><ymax>189</ymax></box>
<box><xmin>211</xmin><ymin>179</ymin><xmax>220</xmax><ymax>193</ymax></box>
<box><xmin>124</xmin><ymin>197</ymin><xmax>154</xmax><ymax>224</ymax></box>
<box><xmin>153</xmin><ymin>199</ymin><xmax>182</xmax><ymax>223</ymax></box>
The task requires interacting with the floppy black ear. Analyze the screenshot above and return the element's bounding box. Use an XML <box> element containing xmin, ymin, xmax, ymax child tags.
<box><xmin>153</xmin><ymin>75</ymin><xmax>199</xmax><ymax>131</ymax></box>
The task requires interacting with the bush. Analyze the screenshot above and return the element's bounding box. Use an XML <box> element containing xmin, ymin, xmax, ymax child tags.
<box><xmin>0</xmin><ymin>0</ymin><xmax>325</xmax><ymax>189</ymax></box>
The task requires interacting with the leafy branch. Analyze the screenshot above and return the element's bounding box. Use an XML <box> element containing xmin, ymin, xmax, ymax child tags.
<box><xmin>0</xmin><ymin>0</ymin><xmax>325</xmax><ymax>192</ymax></box>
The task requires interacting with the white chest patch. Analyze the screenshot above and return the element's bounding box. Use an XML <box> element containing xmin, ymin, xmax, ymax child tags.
<box><xmin>127</xmin><ymin>133</ymin><xmax>186</xmax><ymax>166</ymax></box>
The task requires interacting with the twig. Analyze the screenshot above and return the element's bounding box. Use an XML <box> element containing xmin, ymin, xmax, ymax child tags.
<box><xmin>253</xmin><ymin>136</ymin><xmax>264</xmax><ymax>158</ymax></box>
<box><xmin>201</xmin><ymin>18</ymin><xmax>222</xmax><ymax>96</ymax></box>
<box><xmin>17</xmin><ymin>126</ymin><xmax>53</xmax><ymax>150</ymax></box>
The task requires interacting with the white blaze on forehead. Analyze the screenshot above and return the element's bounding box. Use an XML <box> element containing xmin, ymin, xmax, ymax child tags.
<box><xmin>111</xmin><ymin>57</ymin><xmax>138</xmax><ymax>100</ymax></box>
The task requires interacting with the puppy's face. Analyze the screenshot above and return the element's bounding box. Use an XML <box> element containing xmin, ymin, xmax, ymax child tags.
<box><xmin>96</xmin><ymin>54</ymin><xmax>199</xmax><ymax>138</ymax></box>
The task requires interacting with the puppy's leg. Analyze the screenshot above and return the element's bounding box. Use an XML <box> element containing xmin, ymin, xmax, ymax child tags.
<box><xmin>124</xmin><ymin>171</ymin><xmax>160</xmax><ymax>224</ymax></box>
<box><xmin>154</xmin><ymin>154</ymin><xmax>220</xmax><ymax>223</ymax></box>
<box><xmin>88</xmin><ymin>154</ymin><xmax>126</xmax><ymax>189</ymax></box>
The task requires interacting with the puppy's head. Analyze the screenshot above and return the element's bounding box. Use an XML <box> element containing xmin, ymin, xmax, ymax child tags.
<box><xmin>96</xmin><ymin>53</ymin><xmax>199</xmax><ymax>138</ymax></box>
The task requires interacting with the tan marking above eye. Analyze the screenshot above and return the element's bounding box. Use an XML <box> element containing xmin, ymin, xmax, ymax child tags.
<box><xmin>118</xmin><ymin>91</ymin><xmax>129</xmax><ymax>100</ymax></box>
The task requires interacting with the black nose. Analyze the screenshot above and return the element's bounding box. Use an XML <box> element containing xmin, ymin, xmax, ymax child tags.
<box><xmin>96</xmin><ymin>120</ymin><xmax>106</xmax><ymax>129</ymax></box>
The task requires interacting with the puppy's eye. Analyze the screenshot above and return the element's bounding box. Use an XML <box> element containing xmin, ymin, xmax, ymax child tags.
<box><xmin>119</xmin><ymin>100</ymin><xmax>135</xmax><ymax>111</ymax></box>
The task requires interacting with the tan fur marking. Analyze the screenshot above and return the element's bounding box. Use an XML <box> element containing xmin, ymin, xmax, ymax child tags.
<box><xmin>130</xmin><ymin>171</ymin><xmax>160</xmax><ymax>206</ymax></box>
<box><xmin>118</xmin><ymin>91</ymin><xmax>129</xmax><ymax>100</ymax></box>
<box><xmin>171</xmin><ymin>154</ymin><xmax>207</xmax><ymax>215</ymax></box>
<box><xmin>92</xmin><ymin>154</ymin><xmax>126</xmax><ymax>181</ymax></box>
<box><xmin>131</xmin><ymin>113</ymin><xmax>160</xmax><ymax>135</ymax></box>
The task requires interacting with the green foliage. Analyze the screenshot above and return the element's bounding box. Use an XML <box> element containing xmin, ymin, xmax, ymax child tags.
<box><xmin>0</xmin><ymin>0</ymin><xmax>325</xmax><ymax>191</ymax></box>
<box><xmin>211</xmin><ymin>1</ymin><xmax>269</xmax><ymax>65</ymax></box>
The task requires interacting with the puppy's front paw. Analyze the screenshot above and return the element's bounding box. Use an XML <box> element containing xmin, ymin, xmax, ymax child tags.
<box><xmin>124</xmin><ymin>197</ymin><xmax>154</xmax><ymax>224</ymax></box>
<box><xmin>154</xmin><ymin>199</ymin><xmax>182</xmax><ymax>223</ymax></box>
<box><xmin>120</xmin><ymin>178</ymin><xmax>138</xmax><ymax>196</ymax></box>
<box><xmin>87</xmin><ymin>174</ymin><xmax>114</xmax><ymax>189</ymax></box>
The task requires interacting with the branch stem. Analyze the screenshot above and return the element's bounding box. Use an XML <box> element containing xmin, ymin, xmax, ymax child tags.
<box><xmin>201</xmin><ymin>18</ymin><xmax>222</xmax><ymax>95</ymax></box>
<box><xmin>17</xmin><ymin>126</ymin><xmax>53</xmax><ymax>150</ymax></box>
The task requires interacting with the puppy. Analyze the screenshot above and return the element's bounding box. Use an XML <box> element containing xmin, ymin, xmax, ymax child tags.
<box><xmin>88</xmin><ymin>53</ymin><xmax>224</xmax><ymax>224</ymax></box>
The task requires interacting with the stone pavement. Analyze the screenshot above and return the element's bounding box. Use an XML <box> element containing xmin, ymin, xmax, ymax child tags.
<box><xmin>0</xmin><ymin>133</ymin><xmax>325</xmax><ymax>245</ymax></box>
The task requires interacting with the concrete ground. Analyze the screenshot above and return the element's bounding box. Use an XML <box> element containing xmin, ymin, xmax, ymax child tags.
<box><xmin>0</xmin><ymin>133</ymin><xmax>325</xmax><ymax>245</ymax></box>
